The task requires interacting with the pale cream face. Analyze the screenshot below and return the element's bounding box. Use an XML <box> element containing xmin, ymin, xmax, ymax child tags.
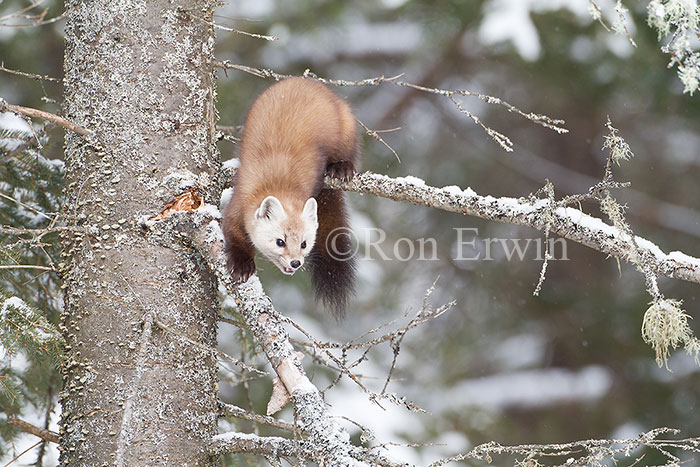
<box><xmin>249</xmin><ymin>196</ymin><xmax>318</xmax><ymax>275</ymax></box>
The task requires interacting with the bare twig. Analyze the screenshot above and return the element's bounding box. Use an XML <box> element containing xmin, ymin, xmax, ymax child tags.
<box><xmin>215</xmin><ymin>125</ymin><xmax>243</xmax><ymax>134</ymax></box>
<box><xmin>532</xmin><ymin>180</ymin><xmax>555</xmax><ymax>296</ymax></box>
<box><xmin>356</xmin><ymin>119</ymin><xmax>401</xmax><ymax>163</ymax></box>
<box><xmin>0</xmin><ymin>0</ymin><xmax>69</xmax><ymax>27</ymax></box>
<box><xmin>35</xmin><ymin>385</ymin><xmax>56</xmax><ymax>464</ymax></box>
<box><xmin>0</xmin><ymin>63</ymin><xmax>60</xmax><ymax>82</ymax></box>
<box><xmin>0</xmin><ymin>101</ymin><xmax>91</xmax><ymax>137</ymax></box>
<box><xmin>613</xmin><ymin>1</ymin><xmax>637</xmax><ymax>48</ymax></box>
<box><xmin>219</xmin><ymin>401</ymin><xmax>302</xmax><ymax>434</ymax></box>
<box><xmin>214</xmin><ymin>62</ymin><xmax>568</xmax><ymax>152</ymax></box>
<box><xmin>8</xmin><ymin>417</ymin><xmax>59</xmax><ymax>443</ymax></box>
<box><xmin>183</xmin><ymin>9</ymin><xmax>277</xmax><ymax>41</ymax></box>
<box><xmin>0</xmin><ymin>191</ymin><xmax>55</xmax><ymax>221</ymax></box>
<box><xmin>285</xmin><ymin>280</ymin><xmax>452</xmax><ymax>401</ymax></box>
<box><xmin>0</xmin><ymin>264</ymin><xmax>55</xmax><ymax>272</ymax></box>
<box><xmin>588</xmin><ymin>1</ymin><xmax>611</xmax><ymax>32</ymax></box>
<box><xmin>1</xmin><ymin>439</ymin><xmax>43</xmax><ymax>467</ymax></box>
<box><xmin>154</xmin><ymin>318</ymin><xmax>266</xmax><ymax>376</ymax></box>
<box><xmin>283</xmin><ymin>315</ymin><xmax>372</xmax><ymax>394</ymax></box>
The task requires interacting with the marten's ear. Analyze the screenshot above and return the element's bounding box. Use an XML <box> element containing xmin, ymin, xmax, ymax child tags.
<box><xmin>255</xmin><ymin>196</ymin><xmax>286</xmax><ymax>221</ymax></box>
<box><xmin>302</xmin><ymin>198</ymin><xmax>318</xmax><ymax>225</ymax></box>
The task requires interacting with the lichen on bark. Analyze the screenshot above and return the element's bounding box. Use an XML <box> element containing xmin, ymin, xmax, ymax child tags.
<box><xmin>60</xmin><ymin>0</ymin><xmax>220</xmax><ymax>465</ymax></box>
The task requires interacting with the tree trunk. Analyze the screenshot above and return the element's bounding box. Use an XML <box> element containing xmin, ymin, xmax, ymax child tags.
<box><xmin>60</xmin><ymin>1</ymin><xmax>220</xmax><ymax>465</ymax></box>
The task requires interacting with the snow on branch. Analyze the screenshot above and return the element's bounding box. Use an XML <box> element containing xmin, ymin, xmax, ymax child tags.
<box><xmin>325</xmin><ymin>171</ymin><xmax>700</xmax><ymax>286</ymax></box>
<box><xmin>154</xmin><ymin>208</ymin><xmax>396</xmax><ymax>466</ymax></box>
<box><xmin>208</xmin><ymin>431</ymin><xmax>311</xmax><ymax>459</ymax></box>
<box><xmin>431</xmin><ymin>426</ymin><xmax>700</xmax><ymax>466</ymax></box>
<box><xmin>0</xmin><ymin>291</ymin><xmax>63</xmax><ymax>358</ymax></box>
<box><xmin>0</xmin><ymin>99</ymin><xmax>91</xmax><ymax>137</ymax></box>
<box><xmin>207</xmin><ymin>431</ymin><xmax>402</xmax><ymax>467</ymax></box>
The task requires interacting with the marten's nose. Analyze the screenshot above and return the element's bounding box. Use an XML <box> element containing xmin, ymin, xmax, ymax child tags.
<box><xmin>290</xmin><ymin>260</ymin><xmax>301</xmax><ymax>269</ymax></box>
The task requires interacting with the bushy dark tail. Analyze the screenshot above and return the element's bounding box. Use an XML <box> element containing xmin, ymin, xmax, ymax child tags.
<box><xmin>309</xmin><ymin>188</ymin><xmax>356</xmax><ymax>318</ymax></box>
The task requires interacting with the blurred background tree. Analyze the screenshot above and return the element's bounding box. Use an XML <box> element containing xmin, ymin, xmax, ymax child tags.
<box><xmin>2</xmin><ymin>0</ymin><xmax>699</xmax><ymax>465</ymax></box>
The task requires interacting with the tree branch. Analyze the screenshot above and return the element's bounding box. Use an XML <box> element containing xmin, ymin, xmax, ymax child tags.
<box><xmin>207</xmin><ymin>432</ymin><xmax>312</xmax><ymax>459</ymax></box>
<box><xmin>218</xmin><ymin>401</ymin><xmax>302</xmax><ymax>434</ymax></box>
<box><xmin>0</xmin><ymin>63</ymin><xmax>60</xmax><ymax>82</ymax></box>
<box><xmin>152</xmin><ymin>162</ymin><xmax>700</xmax><ymax>463</ymax></box>
<box><xmin>431</xmin><ymin>426</ymin><xmax>699</xmax><ymax>466</ymax></box>
<box><xmin>8</xmin><ymin>417</ymin><xmax>60</xmax><ymax>444</ymax></box>
<box><xmin>325</xmin><ymin>171</ymin><xmax>700</xmax><ymax>286</ymax></box>
<box><xmin>0</xmin><ymin>264</ymin><xmax>55</xmax><ymax>271</ymax></box>
<box><xmin>0</xmin><ymin>99</ymin><xmax>91</xmax><ymax>137</ymax></box>
<box><xmin>215</xmin><ymin>63</ymin><xmax>568</xmax><ymax>152</ymax></box>
<box><xmin>158</xmin><ymin>209</ymin><xmax>372</xmax><ymax>466</ymax></box>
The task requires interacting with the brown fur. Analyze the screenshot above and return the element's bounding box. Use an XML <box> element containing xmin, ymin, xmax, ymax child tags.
<box><xmin>223</xmin><ymin>78</ymin><xmax>359</xmax><ymax>316</ymax></box>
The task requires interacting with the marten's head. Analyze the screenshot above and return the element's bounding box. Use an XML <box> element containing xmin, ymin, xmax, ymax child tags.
<box><xmin>249</xmin><ymin>196</ymin><xmax>318</xmax><ymax>275</ymax></box>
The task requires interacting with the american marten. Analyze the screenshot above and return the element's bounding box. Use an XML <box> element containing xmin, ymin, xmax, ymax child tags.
<box><xmin>222</xmin><ymin>78</ymin><xmax>359</xmax><ymax>316</ymax></box>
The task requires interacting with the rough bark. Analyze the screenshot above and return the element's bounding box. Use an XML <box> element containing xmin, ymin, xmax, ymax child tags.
<box><xmin>60</xmin><ymin>0</ymin><xmax>220</xmax><ymax>465</ymax></box>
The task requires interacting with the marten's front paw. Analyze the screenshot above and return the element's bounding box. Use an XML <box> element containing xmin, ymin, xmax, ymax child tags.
<box><xmin>227</xmin><ymin>254</ymin><xmax>256</xmax><ymax>283</ymax></box>
<box><xmin>326</xmin><ymin>161</ymin><xmax>355</xmax><ymax>182</ymax></box>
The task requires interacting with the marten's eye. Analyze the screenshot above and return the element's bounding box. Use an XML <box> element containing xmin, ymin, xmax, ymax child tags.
<box><xmin>276</xmin><ymin>239</ymin><xmax>285</xmax><ymax>247</ymax></box>
<box><xmin>301</xmin><ymin>241</ymin><xmax>307</xmax><ymax>249</ymax></box>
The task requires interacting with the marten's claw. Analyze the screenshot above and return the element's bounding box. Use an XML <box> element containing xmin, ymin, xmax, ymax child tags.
<box><xmin>227</xmin><ymin>256</ymin><xmax>256</xmax><ymax>283</ymax></box>
<box><xmin>326</xmin><ymin>161</ymin><xmax>355</xmax><ymax>182</ymax></box>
